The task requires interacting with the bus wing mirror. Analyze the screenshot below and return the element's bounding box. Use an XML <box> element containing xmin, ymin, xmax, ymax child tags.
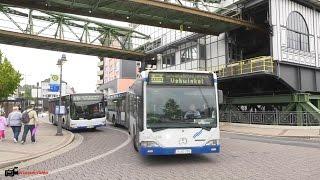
<box><xmin>218</xmin><ymin>90</ymin><xmax>223</xmax><ymax>104</ymax></box>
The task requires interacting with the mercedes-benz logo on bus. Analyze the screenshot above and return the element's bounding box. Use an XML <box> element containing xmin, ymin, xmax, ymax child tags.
<box><xmin>179</xmin><ymin>138</ymin><xmax>187</xmax><ymax>145</ymax></box>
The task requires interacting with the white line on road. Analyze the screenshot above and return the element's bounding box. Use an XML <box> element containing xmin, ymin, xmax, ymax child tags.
<box><xmin>20</xmin><ymin>127</ymin><xmax>131</xmax><ymax>180</ymax></box>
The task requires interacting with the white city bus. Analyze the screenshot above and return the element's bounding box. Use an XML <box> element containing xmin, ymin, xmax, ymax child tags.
<box><xmin>106</xmin><ymin>92</ymin><xmax>130</xmax><ymax>128</ymax></box>
<box><xmin>49</xmin><ymin>93</ymin><xmax>106</xmax><ymax>130</ymax></box>
<box><xmin>128</xmin><ymin>70</ymin><xmax>220</xmax><ymax>155</ymax></box>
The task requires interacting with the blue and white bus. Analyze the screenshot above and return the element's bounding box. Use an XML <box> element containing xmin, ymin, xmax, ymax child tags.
<box><xmin>106</xmin><ymin>92</ymin><xmax>131</xmax><ymax>128</ymax></box>
<box><xmin>128</xmin><ymin>70</ymin><xmax>220</xmax><ymax>155</ymax></box>
<box><xmin>49</xmin><ymin>93</ymin><xmax>106</xmax><ymax>130</ymax></box>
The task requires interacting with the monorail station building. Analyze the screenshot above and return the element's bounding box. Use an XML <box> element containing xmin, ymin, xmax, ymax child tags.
<box><xmin>133</xmin><ymin>0</ymin><xmax>320</xmax><ymax>125</ymax></box>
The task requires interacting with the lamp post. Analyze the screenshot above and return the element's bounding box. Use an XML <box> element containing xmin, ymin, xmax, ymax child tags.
<box><xmin>56</xmin><ymin>54</ymin><xmax>67</xmax><ymax>136</ymax></box>
<box><xmin>36</xmin><ymin>82</ymin><xmax>39</xmax><ymax>113</ymax></box>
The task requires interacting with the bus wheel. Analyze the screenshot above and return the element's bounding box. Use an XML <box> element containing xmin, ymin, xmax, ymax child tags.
<box><xmin>112</xmin><ymin>115</ymin><xmax>118</xmax><ymax>127</ymax></box>
<box><xmin>133</xmin><ymin>131</ymin><xmax>139</xmax><ymax>152</ymax></box>
<box><xmin>133</xmin><ymin>135</ymin><xmax>139</xmax><ymax>152</ymax></box>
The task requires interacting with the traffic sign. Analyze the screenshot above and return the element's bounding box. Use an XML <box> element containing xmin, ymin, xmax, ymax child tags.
<box><xmin>49</xmin><ymin>84</ymin><xmax>60</xmax><ymax>92</ymax></box>
<box><xmin>50</xmin><ymin>74</ymin><xmax>60</xmax><ymax>84</ymax></box>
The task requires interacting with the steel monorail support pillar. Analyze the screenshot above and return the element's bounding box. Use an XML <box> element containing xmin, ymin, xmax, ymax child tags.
<box><xmin>296</xmin><ymin>104</ymin><xmax>303</xmax><ymax>126</ymax></box>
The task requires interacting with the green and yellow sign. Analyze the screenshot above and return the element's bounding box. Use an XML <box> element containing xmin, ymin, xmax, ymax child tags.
<box><xmin>148</xmin><ymin>72</ymin><xmax>213</xmax><ymax>86</ymax></box>
<box><xmin>50</xmin><ymin>74</ymin><xmax>60</xmax><ymax>84</ymax></box>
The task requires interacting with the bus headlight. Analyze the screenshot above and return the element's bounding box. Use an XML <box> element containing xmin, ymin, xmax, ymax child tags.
<box><xmin>141</xmin><ymin>141</ymin><xmax>159</xmax><ymax>147</ymax></box>
<box><xmin>205</xmin><ymin>140</ymin><xmax>219</xmax><ymax>146</ymax></box>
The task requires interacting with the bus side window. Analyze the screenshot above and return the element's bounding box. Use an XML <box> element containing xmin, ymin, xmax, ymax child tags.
<box><xmin>137</xmin><ymin>96</ymin><xmax>143</xmax><ymax>131</ymax></box>
<box><xmin>65</xmin><ymin>96</ymin><xmax>70</xmax><ymax>113</ymax></box>
<box><xmin>133</xmin><ymin>95</ymin><xmax>138</xmax><ymax>119</ymax></box>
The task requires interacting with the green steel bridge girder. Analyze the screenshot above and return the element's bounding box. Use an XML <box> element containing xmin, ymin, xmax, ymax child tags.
<box><xmin>283</xmin><ymin>102</ymin><xmax>320</xmax><ymax>125</ymax></box>
<box><xmin>0</xmin><ymin>0</ymin><xmax>264</xmax><ymax>35</ymax></box>
<box><xmin>0</xmin><ymin>5</ymin><xmax>150</xmax><ymax>50</ymax></box>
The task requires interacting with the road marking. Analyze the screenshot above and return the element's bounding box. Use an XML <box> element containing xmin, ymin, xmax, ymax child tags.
<box><xmin>20</xmin><ymin>127</ymin><xmax>131</xmax><ymax>180</ymax></box>
<box><xmin>16</xmin><ymin>134</ymin><xmax>84</xmax><ymax>169</ymax></box>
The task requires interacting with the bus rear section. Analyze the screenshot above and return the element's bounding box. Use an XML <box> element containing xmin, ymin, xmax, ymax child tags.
<box><xmin>106</xmin><ymin>92</ymin><xmax>130</xmax><ymax>129</ymax></box>
<box><xmin>129</xmin><ymin>71</ymin><xmax>220</xmax><ymax>156</ymax></box>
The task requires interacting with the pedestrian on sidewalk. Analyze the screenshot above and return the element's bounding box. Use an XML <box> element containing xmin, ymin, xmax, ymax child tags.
<box><xmin>0</xmin><ymin>111</ymin><xmax>7</xmax><ymax>141</ymax></box>
<box><xmin>7</xmin><ymin>106</ymin><xmax>22</xmax><ymax>143</ymax></box>
<box><xmin>21</xmin><ymin>104</ymin><xmax>39</xmax><ymax>144</ymax></box>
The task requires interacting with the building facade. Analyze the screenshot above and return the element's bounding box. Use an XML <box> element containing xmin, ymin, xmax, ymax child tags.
<box><xmin>41</xmin><ymin>78</ymin><xmax>74</xmax><ymax>99</ymax></box>
<box><xmin>97</xmin><ymin>57</ymin><xmax>138</xmax><ymax>94</ymax></box>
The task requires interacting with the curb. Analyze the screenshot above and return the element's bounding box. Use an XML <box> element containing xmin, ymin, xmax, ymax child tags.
<box><xmin>220</xmin><ymin>122</ymin><xmax>320</xmax><ymax>130</ymax></box>
<box><xmin>221</xmin><ymin>129</ymin><xmax>320</xmax><ymax>139</ymax></box>
<box><xmin>0</xmin><ymin>130</ymin><xmax>75</xmax><ymax>169</ymax></box>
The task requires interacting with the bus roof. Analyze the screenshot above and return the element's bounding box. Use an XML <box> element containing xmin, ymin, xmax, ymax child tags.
<box><xmin>70</xmin><ymin>93</ymin><xmax>103</xmax><ymax>96</ymax></box>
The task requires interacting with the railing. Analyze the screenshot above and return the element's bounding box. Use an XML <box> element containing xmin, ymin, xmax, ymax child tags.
<box><xmin>220</xmin><ymin>111</ymin><xmax>320</xmax><ymax>126</ymax></box>
<box><xmin>215</xmin><ymin>56</ymin><xmax>274</xmax><ymax>78</ymax></box>
<box><xmin>158</xmin><ymin>0</ymin><xmax>241</xmax><ymax>17</ymax></box>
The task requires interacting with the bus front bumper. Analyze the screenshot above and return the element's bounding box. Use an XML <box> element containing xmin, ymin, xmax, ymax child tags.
<box><xmin>139</xmin><ymin>145</ymin><xmax>220</xmax><ymax>156</ymax></box>
<box><xmin>71</xmin><ymin>124</ymin><xmax>106</xmax><ymax>130</ymax></box>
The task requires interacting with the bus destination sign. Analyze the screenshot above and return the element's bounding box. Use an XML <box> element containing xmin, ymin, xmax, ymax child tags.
<box><xmin>148</xmin><ymin>72</ymin><xmax>213</xmax><ymax>86</ymax></box>
<box><xmin>72</xmin><ymin>95</ymin><xmax>103</xmax><ymax>101</ymax></box>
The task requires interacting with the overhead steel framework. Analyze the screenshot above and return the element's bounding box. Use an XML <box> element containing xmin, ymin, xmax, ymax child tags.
<box><xmin>0</xmin><ymin>0</ymin><xmax>264</xmax><ymax>35</ymax></box>
<box><xmin>0</xmin><ymin>5</ymin><xmax>149</xmax><ymax>60</ymax></box>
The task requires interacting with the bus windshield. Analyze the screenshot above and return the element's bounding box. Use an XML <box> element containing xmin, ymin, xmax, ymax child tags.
<box><xmin>146</xmin><ymin>86</ymin><xmax>217</xmax><ymax>129</ymax></box>
<box><xmin>71</xmin><ymin>99</ymin><xmax>105</xmax><ymax>120</ymax></box>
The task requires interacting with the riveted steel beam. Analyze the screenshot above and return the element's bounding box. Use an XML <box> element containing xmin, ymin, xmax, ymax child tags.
<box><xmin>0</xmin><ymin>29</ymin><xmax>145</xmax><ymax>60</ymax></box>
<box><xmin>0</xmin><ymin>0</ymin><xmax>265</xmax><ymax>35</ymax></box>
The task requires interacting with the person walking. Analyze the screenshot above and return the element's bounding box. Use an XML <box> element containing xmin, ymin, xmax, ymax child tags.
<box><xmin>7</xmin><ymin>106</ymin><xmax>22</xmax><ymax>143</ymax></box>
<box><xmin>0</xmin><ymin>111</ymin><xmax>7</xmax><ymax>141</ymax></box>
<box><xmin>21</xmin><ymin>104</ymin><xmax>39</xmax><ymax>144</ymax></box>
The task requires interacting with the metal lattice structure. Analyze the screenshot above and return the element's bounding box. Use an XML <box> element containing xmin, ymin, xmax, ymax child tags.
<box><xmin>161</xmin><ymin>0</ymin><xmax>239</xmax><ymax>15</ymax></box>
<box><xmin>0</xmin><ymin>0</ymin><xmax>263</xmax><ymax>35</ymax></box>
<box><xmin>0</xmin><ymin>5</ymin><xmax>150</xmax><ymax>50</ymax></box>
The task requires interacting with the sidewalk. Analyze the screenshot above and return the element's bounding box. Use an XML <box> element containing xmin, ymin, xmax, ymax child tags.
<box><xmin>0</xmin><ymin>116</ymin><xmax>74</xmax><ymax>168</ymax></box>
<box><xmin>220</xmin><ymin>122</ymin><xmax>320</xmax><ymax>138</ymax></box>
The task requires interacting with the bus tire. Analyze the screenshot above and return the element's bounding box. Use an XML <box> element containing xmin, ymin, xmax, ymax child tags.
<box><xmin>112</xmin><ymin>115</ymin><xmax>117</xmax><ymax>126</ymax></box>
<box><xmin>133</xmin><ymin>135</ymin><xmax>139</xmax><ymax>152</ymax></box>
<box><xmin>133</xmin><ymin>128</ymin><xmax>139</xmax><ymax>152</ymax></box>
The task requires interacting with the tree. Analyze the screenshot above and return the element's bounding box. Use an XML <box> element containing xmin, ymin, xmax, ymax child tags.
<box><xmin>0</xmin><ymin>51</ymin><xmax>22</xmax><ymax>100</ymax></box>
<box><xmin>164</xmin><ymin>98</ymin><xmax>181</xmax><ymax>120</ymax></box>
<box><xmin>23</xmin><ymin>87</ymin><xmax>33</xmax><ymax>100</ymax></box>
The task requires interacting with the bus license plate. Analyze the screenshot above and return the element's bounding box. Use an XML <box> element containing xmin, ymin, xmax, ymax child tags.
<box><xmin>175</xmin><ymin>149</ymin><xmax>192</xmax><ymax>154</ymax></box>
<box><xmin>87</xmin><ymin>125</ymin><xmax>94</xmax><ymax>128</ymax></box>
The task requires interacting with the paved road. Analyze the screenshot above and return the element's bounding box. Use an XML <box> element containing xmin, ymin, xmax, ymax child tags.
<box><xmin>7</xmin><ymin>125</ymin><xmax>320</xmax><ymax>180</ymax></box>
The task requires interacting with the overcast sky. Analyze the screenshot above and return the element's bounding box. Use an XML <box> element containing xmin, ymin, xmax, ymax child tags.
<box><xmin>0</xmin><ymin>44</ymin><xmax>99</xmax><ymax>93</ymax></box>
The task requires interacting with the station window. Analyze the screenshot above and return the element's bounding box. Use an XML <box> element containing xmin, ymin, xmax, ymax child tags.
<box><xmin>181</xmin><ymin>46</ymin><xmax>198</xmax><ymax>63</ymax></box>
<box><xmin>162</xmin><ymin>53</ymin><xmax>175</xmax><ymax>68</ymax></box>
<box><xmin>286</xmin><ymin>12</ymin><xmax>309</xmax><ymax>52</ymax></box>
<box><xmin>199</xmin><ymin>44</ymin><xmax>206</xmax><ymax>60</ymax></box>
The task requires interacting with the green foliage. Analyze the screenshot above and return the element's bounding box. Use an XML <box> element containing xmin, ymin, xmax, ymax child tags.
<box><xmin>23</xmin><ymin>87</ymin><xmax>33</xmax><ymax>100</ymax></box>
<box><xmin>164</xmin><ymin>98</ymin><xmax>181</xmax><ymax>119</ymax></box>
<box><xmin>0</xmin><ymin>51</ymin><xmax>22</xmax><ymax>100</ymax></box>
